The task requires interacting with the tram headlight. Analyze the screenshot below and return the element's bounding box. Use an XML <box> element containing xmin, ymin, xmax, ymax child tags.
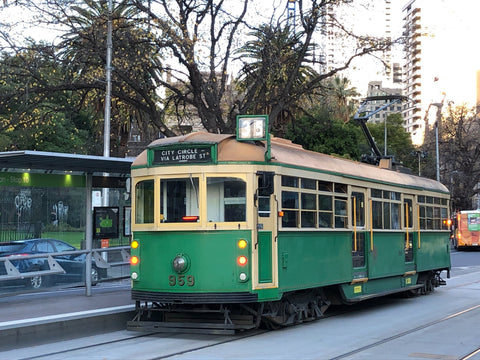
<box><xmin>239</xmin><ymin>272</ymin><xmax>248</xmax><ymax>282</ymax></box>
<box><xmin>131</xmin><ymin>272</ymin><xmax>138</xmax><ymax>280</ymax></box>
<box><xmin>172</xmin><ymin>254</ymin><xmax>190</xmax><ymax>274</ymax></box>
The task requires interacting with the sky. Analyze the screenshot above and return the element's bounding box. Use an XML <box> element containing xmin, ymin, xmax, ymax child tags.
<box><xmin>346</xmin><ymin>0</ymin><xmax>480</xmax><ymax>105</ymax></box>
<box><xmin>419</xmin><ymin>0</ymin><xmax>480</xmax><ymax>106</ymax></box>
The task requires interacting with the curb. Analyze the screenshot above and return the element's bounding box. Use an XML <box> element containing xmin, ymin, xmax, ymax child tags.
<box><xmin>0</xmin><ymin>305</ymin><xmax>136</xmax><ymax>351</ymax></box>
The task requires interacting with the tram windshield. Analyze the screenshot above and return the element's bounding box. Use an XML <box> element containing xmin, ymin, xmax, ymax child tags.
<box><xmin>134</xmin><ymin>176</ymin><xmax>246</xmax><ymax>224</ymax></box>
<box><xmin>207</xmin><ymin>177</ymin><xmax>246</xmax><ymax>222</ymax></box>
<box><xmin>160</xmin><ymin>177</ymin><xmax>199</xmax><ymax>222</ymax></box>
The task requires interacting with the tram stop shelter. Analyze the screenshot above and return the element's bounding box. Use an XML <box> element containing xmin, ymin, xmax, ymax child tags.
<box><xmin>0</xmin><ymin>150</ymin><xmax>133</xmax><ymax>295</ymax></box>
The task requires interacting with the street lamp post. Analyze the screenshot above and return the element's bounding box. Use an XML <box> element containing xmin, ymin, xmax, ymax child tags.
<box><xmin>432</xmin><ymin>102</ymin><xmax>443</xmax><ymax>182</ymax></box>
<box><xmin>412</xmin><ymin>150</ymin><xmax>427</xmax><ymax>176</ymax></box>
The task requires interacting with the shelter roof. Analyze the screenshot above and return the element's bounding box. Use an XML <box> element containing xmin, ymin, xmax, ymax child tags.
<box><xmin>0</xmin><ymin>150</ymin><xmax>133</xmax><ymax>176</ymax></box>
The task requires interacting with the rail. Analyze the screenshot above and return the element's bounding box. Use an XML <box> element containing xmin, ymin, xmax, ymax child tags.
<box><xmin>0</xmin><ymin>246</ymin><xmax>130</xmax><ymax>283</ymax></box>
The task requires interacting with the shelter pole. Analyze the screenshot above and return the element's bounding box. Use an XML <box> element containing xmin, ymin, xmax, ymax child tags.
<box><xmin>85</xmin><ymin>172</ymin><xmax>93</xmax><ymax>296</ymax></box>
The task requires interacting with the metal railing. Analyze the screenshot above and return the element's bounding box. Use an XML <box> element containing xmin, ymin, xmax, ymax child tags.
<box><xmin>0</xmin><ymin>246</ymin><xmax>130</xmax><ymax>285</ymax></box>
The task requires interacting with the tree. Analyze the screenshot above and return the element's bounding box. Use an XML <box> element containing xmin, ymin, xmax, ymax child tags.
<box><xmin>129</xmin><ymin>0</ymin><xmax>394</xmax><ymax>135</ymax></box>
<box><xmin>367</xmin><ymin>113</ymin><xmax>416</xmax><ymax>171</ymax></box>
<box><xmin>285</xmin><ymin>107</ymin><xmax>364</xmax><ymax>159</ymax></box>
<box><xmin>0</xmin><ymin>0</ymin><xmax>174</xmax><ymax>156</ymax></box>
<box><xmin>1</xmin><ymin>0</ymin><xmax>395</xmax><ymax>146</ymax></box>
<box><xmin>235</xmin><ymin>24</ymin><xmax>318</xmax><ymax>136</ymax></box>
<box><xmin>57</xmin><ymin>0</ymin><xmax>177</xmax><ymax>152</ymax></box>
<box><xmin>0</xmin><ymin>49</ymin><xmax>93</xmax><ymax>152</ymax></box>
<box><xmin>323</xmin><ymin>76</ymin><xmax>360</xmax><ymax>123</ymax></box>
<box><xmin>439</xmin><ymin>104</ymin><xmax>480</xmax><ymax>210</ymax></box>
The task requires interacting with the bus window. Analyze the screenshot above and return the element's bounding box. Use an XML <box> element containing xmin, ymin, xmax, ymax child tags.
<box><xmin>160</xmin><ymin>177</ymin><xmax>199</xmax><ymax>222</ymax></box>
<box><xmin>207</xmin><ymin>177</ymin><xmax>246</xmax><ymax>222</ymax></box>
<box><xmin>135</xmin><ymin>180</ymin><xmax>154</xmax><ymax>224</ymax></box>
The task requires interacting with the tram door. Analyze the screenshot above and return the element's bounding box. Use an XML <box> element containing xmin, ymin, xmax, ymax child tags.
<box><xmin>351</xmin><ymin>188</ymin><xmax>367</xmax><ymax>272</ymax></box>
<box><xmin>254</xmin><ymin>172</ymin><xmax>277</xmax><ymax>289</ymax></box>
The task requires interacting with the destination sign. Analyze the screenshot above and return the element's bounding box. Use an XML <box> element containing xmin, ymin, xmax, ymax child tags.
<box><xmin>153</xmin><ymin>147</ymin><xmax>212</xmax><ymax>165</ymax></box>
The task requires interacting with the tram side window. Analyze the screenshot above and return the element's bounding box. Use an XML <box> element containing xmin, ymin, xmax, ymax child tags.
<box><xmin>282</xmin><ymin>176</ymin><xmax>299</xmax><ymax>188</ymax></box>
<box><xmin>207</xmin><ymin>177</ymin><xmax>246</xmax><ymax>222</ymax></box>
<box><xmin>280</xmin><ymin>176</ymin><xmax>348</xmax><ymax>228</ymax></box>
<box><xmin>418</xmin><ymin>196</ymin><xmax>449</xmax><ymax>230</ymax></box>
<box><xmin>160</xmin><ymin>178</ymin><xmax>199</xmax><ymax>222</ymax></box>
<box><xmin>318</xmin><ymin>194</ymin><xmax>333</xmax><ymax>228</ymax></box>
<box><xmin>135</xmin><ymin>180</ymin><xmax>154</xmax><ymax>224</ymax></box>
<box><xmin>281</xmin><ymin>191</ymin><xmax>298</xmax><ymax>227</ymax></box>
<box><xmin>371</xmin><ymin>190</ymin><xmax>401</xmax><ymax>229</ymax></box>
<box><xmin>301</xmin><ymin>193</ymin><xmax>316</xmax><ymax>227</ymax></box>
<box><xmin>335</xmin><ymin>198</ymin><xmax>348</xmax><ymax>228</ymax></box>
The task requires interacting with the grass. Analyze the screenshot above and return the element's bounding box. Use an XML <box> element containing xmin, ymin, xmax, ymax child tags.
<box><xmin>42</xmin><ymin>231</ymin><xmax>84</xmax><ymax>248</ymax></box>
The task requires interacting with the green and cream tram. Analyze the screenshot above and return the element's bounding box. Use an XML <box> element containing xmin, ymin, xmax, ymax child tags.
<box><xmin>128</xmin><ymin>116</ymin><xmax>450</xmax><ymax>333</ymax></box>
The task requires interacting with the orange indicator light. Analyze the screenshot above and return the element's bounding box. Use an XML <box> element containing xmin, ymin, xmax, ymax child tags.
<box><xmin>131</xmin><ymin>240</ymin><xmax>139</xmax><ymax>249</ymax></box>
<box><xmin>238</xmin><ymin>239</ymin><xmax>247</xmax><ymax>249</ymax></box>
<box><xmin>237</xmin><ymin>256</ymin><xmax>248</xmax><ymax>266</ymax></box>
<box><xmin>182</xmin><ymin>216</ymin><xmax>199</xmax><ymax>222</ymax></box>
<box><xmin>278</xmin><ymin>211</ymin><xmax>284</xmax><ymax>217</ymax></box>
<box><xmin>130</xmin><ymin>256</ymin><xmax>139</xmax><ymax>265</ymax></box>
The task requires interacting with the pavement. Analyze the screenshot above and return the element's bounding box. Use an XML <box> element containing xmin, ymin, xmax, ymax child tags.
<box><xmin>0</xmin><ymin>284</ymin><xmax>136</xmax><ymax>351</ymax></box>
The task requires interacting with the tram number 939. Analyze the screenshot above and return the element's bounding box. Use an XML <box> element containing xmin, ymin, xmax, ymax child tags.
<box><xmin>168</xmin><ymin>274</ymin><xmax>195</xmax><ymax>287</ymax></box>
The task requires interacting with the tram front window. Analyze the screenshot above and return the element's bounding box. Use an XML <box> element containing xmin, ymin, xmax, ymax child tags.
<box><xmin>135</xmin><ymin>180</ymin><xmax>154</xmax><ymax>224</ymax></box>
<box><xmin>160</xmin><ymin>177</ymin><xmax>199</xmax><ymax>222</ymax></box>
<box><xmin>207</xmin><ymin>177</ymin><xmax>246</xmax><ymax>222</ymax></box>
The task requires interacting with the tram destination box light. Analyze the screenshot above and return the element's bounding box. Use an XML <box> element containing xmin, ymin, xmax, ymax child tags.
<box><xmin>236</xmin><ymin>115</ymin><xmax>268</xmax><ymax>141</ymax></box>
<box><xmin>236</xmin><ymin>115</ymin><xmax>271</xmax><ymax>161</ymax></box>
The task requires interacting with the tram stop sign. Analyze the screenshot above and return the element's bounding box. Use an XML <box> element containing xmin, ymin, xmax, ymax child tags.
<box><xmin>93</xmin><ymin>206</ymin><xmax>119</xmax><ymax>239</ymax></box>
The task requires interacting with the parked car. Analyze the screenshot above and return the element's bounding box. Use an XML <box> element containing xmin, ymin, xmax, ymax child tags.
<box><xmin>0</xmin><ymin>238</ymin><xmax>107</xmax><ymax>289</ymax></box>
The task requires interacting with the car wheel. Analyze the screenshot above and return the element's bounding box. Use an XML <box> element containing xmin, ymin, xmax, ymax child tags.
<box><xmin>91</xmin><ymin>266</ymin><xmax>99</xmax><ymax>284</ymax></box>
<box><xmin>27</xmin><ymin>275</ymin><xmax>47</xmax><ymax>289</ymax></box>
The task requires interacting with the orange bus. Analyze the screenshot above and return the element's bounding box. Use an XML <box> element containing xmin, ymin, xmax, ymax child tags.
<box><xmin>454</xmin><ymin>210</ymin><xmax>480</xmax><ymax>249</ymax></box>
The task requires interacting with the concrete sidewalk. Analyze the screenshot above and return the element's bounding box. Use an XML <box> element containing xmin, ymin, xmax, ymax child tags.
<box><xmin>0</xmin><ymin>285</ymin><xmax>135</xmax><ymax>351</ymax></box>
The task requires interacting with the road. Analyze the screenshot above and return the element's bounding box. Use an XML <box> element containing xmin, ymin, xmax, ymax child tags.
<box><xmin>2</xmin><ymin>249</ymin><xmax>480</xmax><ymax>360</ymax></box>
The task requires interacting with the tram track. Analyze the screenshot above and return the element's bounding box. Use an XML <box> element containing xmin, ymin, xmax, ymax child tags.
<box><xmin>330</xmin><ymin>303</ymin><xmax>480</xmax><ymax>360</ymax></box>
<box><xmin>15</xmin><ymin>328</ymin><xmax>269</xmax><ymax>360</ymax></box>
<box><xmin>13</xmin><ymin>301</ymin><xmax>480</xmax><ymax>360</ymax></box>
<box><xmin>16</xmin><ymin>332</ymin><xmax>155</xmax><ymax>360</ymax></box>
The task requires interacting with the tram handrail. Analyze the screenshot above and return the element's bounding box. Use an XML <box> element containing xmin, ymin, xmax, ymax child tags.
<box><xmin>0</xmin><ymin>246</ymin><xmax>130</xmax><ymax>282</ymax></box>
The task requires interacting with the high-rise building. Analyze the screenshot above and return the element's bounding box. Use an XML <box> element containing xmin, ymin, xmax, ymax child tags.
<box><xmin>402</xmin><ymin>1</ymin><xmax>424</xmax><ymax>145</ymax></box>
<box><xmin>402</xmin><ymin>0</ymin><xmax>479</xmax><ymax>145</ymax></box>
<box><xmin>318</xmin><ymin>1</ymin><xmax>397</xmax><ymax>85</ymax></box>
<box><xmin>365</xmin><ymin>81</ymin><xmax>404</xmax><ymax>125</ymax></box>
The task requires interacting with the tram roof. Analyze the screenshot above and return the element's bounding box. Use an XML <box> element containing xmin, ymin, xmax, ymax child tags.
<box><xmin>134</xmin><ymin>132</ymin><xmax>449</xmax><ymax>194</ymax></box>
<box><xmin>0</xmin><ymin>150</ymin><xmax>133</xmax><ymax>176</ymax></box>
